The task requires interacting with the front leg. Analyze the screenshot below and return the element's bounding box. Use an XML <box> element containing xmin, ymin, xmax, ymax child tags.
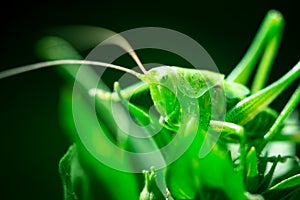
<box><xmin>209</xmin><ymin>120</ymin><xmax>246</xmax><ymax>173</ymax></box>
<box><xmin>89</xmin><ymin>81</ymin><xmax>149</xmax><ymax>101</ymax></box>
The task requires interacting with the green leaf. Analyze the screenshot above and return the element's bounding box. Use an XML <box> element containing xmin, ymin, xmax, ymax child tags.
<box><xmin>197</xmin><ymin>145</ymin><xmax>246</xmax><ymax>200</ymax></box>
<box><xmin>166</xmin><ymin>154</ymin><xmax>199</xmax><ymax>199</ymax></box>
<box><xmin>60</xmin><ymin>79</ymin><xmax>140</xmax><ymax>200</ymax></box>
<box><xmin>59</xmin><ymin>145</ymin><xmax>80</xmax><ymax>200</ymax></box>
<box><xmin>262</xmin><ymin>174</ymin><xmax>300</xmax><ymax>200</ymax></box>
<box><xmin>246</xmin><ymin>147</ymin><xmax>259</xmax><ymax>193</ymax></box>
<box><xmin>38</xmin><ymin>36</ymin><xmax>140</xmax><ymax>200</ymax></box>
<box><xmin>268</xmin><ymin>174</ymin><xmax>300</xmax><ymax>191</ymax></box>
<box><xmin>36</xmin><ymin>36</ymin><xmax>82</xmax><ymax>81</ymax></box>
<box><xmin>271</xmin><ymin>165</ymin><xmax>300</xmax><ymax>187</ymax></box>
<box><xmin>166</xmin><ymin>114</ymin><xmax>246</xmax><ymax>199</ymax></box>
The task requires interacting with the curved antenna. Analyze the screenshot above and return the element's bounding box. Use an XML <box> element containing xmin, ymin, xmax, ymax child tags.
<box><xmin>0</xmin><ymin>59</ymin><xmax>142</xmax><ymax>79</ymax></box>
<box><xmin>51</xmin><ymin>26</ymin><xmax>148</xmax><ymax>74</ymax></box>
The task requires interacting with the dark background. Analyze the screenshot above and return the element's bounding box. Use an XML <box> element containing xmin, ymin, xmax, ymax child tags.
<box><xmin>0</xmin><ymin>0</ymin><xmax>299</xmax><ymax>199</ymax></box>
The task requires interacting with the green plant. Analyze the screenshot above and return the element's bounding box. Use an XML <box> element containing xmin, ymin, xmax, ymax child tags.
<box><xmin>1</xmin><ymin>10</ymin><xmax>299</xmax><ymax>200</ymax></box>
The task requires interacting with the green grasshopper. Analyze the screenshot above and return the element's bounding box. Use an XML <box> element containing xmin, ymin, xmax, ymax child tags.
<box><xmin>77</xmin><ymin>10</ymin><xmax>299</xmax><ymax>164</ymax></box>
<box><xmin>0</xmin><ymin>9</ymin><xmax>299</xmax><ymax>200</ymax></box>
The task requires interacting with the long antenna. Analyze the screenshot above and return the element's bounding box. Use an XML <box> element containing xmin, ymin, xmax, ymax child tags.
<box><xmin>101</xmin><ymin>35</ymin><xmax>148</xmax><ymax>74</ymax></box>
<box><xmin>46</xmin><ymin>26</ymin><xmax>148</xmax><ymax>74</ymax></box>
<box><xmin>0</xmin><ymin>59</ymin><xmax>142</xmax><ymax>79</ymax></box>
<box><xmin>128</xmin><ymin>50</ymin><xmax>148</xmax><ymax>74</ymax></box>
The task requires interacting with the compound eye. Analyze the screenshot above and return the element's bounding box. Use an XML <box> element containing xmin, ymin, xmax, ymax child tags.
<box><xmin>160</xmin><ymin>75</ymin><xmax>168</xmax><ymax>83</ymax></box>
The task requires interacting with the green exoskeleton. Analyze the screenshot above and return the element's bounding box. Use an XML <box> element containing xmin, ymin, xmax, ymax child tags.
<box><xmin>0</xmin><ymin>10</ymin><xmax>299</xmax><ymax>200</ymax></box>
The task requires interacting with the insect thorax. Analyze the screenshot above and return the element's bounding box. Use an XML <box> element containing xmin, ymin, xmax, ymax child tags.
<box><xmin>142</xmin><ymin>66</ymin><xmax>226</xmax><ymax>131</ymax></box>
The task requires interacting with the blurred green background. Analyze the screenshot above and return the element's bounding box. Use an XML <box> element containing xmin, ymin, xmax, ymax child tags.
<box><xmin>0</xmin><ymin>0</ymin><xmax>299</xmax><ymax>199</ymax></box>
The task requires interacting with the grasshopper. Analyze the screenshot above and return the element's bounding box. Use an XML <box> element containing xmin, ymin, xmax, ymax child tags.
<box><xmin>0</xmin><ymin>10</ymin><xmax>299</xmax><ymax>200</ymax></box>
